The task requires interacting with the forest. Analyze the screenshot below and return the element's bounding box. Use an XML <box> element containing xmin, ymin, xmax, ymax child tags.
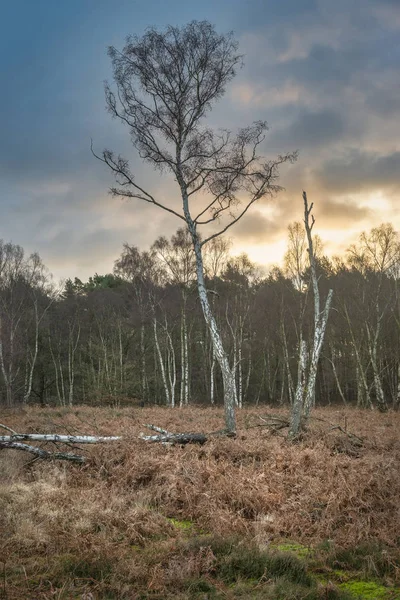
<box><xmin>1</xmin><ymin>220</ymin><xmax>399</xmax><ymax>413</ymax></box>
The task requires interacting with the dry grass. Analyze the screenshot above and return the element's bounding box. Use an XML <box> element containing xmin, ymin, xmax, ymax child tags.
<box><xmin>0</xmin><ymin>405</ymin><xmax>399</xmax><ymax>598</ymax></box>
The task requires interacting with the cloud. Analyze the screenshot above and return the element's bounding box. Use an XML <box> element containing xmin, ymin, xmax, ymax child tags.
<box><xmin>269</xmin><ymin>108</ymin><xmax>345</xmax><ymax>151</ymax></box>
<box><xmin>315</xmin><ymin>150</ymin><xmax>400</xmax><ymax>195</ymax></box>
<box><xmin>315</xmin><ymin>197</ymin><xmax>372</xmax><ymax>227</ymax></box>
<box><xmin>230</xmin><ymin>209</ymin><xmax>285</xmax><ymax>245</ymax></box>
<box><xmin>1</xmin><ymin>0</ymin><xmax>400</xmax><ymax>280</ymax></box>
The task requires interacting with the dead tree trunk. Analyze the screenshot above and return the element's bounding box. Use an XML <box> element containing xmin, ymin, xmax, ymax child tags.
<box><xmin>289</xmin><ymin>192</ymin><xmax>333</xmax><ymax>439</ymax></box>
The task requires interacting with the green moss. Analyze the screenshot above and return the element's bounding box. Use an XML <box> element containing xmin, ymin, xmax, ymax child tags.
<box><xmin>271</xmin><ymin>577</ymin><xmax>351</xmax><ymax>600</ymax></box>
<box><xmin>324</xmin><ymin>542</ymin><xmax>400</xmax><ymax>580</ymax></box>
<box><xmin>274</xmin><ymin>542</ymin><xmax>312</xmax><ymax>558</ymax></box>
<box><xmin>331</xmin><ymin>569</ymin><xmax>351</xmax><ymax>582</ymax></box>
<box><xmin>339</xmin><ymin>580</ymin><xmax>392</xmax><ymax>599</ymax></box>
<box><xmin>166</xmin><ymin>517</ymin><xmax>193</xmax><ymax>530</ymax></box>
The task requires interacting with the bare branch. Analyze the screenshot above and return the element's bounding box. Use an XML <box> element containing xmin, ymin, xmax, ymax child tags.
<box><xmin>0</xmin><ymin>441</ymin><xmax>86</xmax><ymax>463</ymax></box>
<box><xmin>91</xmin><ymin>142</ymin><xmax>186</xmax><ymax>222</ymax></box>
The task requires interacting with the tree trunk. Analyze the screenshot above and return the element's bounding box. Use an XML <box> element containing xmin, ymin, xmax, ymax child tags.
<box><xmin>179</xmin><ymin>181</ymin><xmax>236</xmax><ymax>433</ymax></box>
<box><xmin>153</xmin><ymin>318</ymin><xmax>170</xmax><ymax>406</ymax></box>
<box><xmin>192</xmin><ymin>234</ymin><xmax>236</xmax><ymax>432</ymax></box>
<box><xmin>289</xmin><ymin>339</ymin><xmax>307</xmax><ymax>438</ymax></box>
<box><xmin>303</xmin><ymin>289</ymin><xmax>333</xmax><ymax>420</ymax></box>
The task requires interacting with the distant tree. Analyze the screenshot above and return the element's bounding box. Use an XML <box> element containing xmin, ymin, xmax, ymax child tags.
<box><xmin>0</xmin><ymin>242</ymin><xmax>53</xmax><ymax>406</ymax></box>
<box><xmin>152</xmin><ymin>229</ymin><xmax>196</xmax><ymax>406</ymax></box>
<box><xmin>95</xmin><ymin>21</ymin><xmax>296</xmax><ymax>432</ymax></box>
<box><xmin>345</xmin><ymin>223</ymin><xmax>400</xmax><ymax>411</ymax></box>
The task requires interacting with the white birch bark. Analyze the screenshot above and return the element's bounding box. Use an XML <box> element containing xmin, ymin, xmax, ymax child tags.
<box><xmin>210</xmin><ymin>344</ymin><xmax>216</xmax><ymax>405</ymax></box>
<box><xmin>68</xmin><ymin>321</ymin><xmax>81</xmax><ymax>406</ymax></box>
<box><xmin>118</xmin><ymin>319</ymin><xmax>124</xmax><ymax>395</ymax></box>
<box><xmin>180</xmin><ymin>318</ymin><xmax>185</xmax><ymax>407</ymax></box>
<box><xmin>289</xmin><ymin>339</ymin><xmax>308</xmax><ymax>438</ymax></box>
<box><xmin>238</xmin><ymin>345</ymin><xmax>243</xmax><ymax>408</ymax></box>
<box><xmin>328</xmin><ymin>346</ymin><xmax>347</xmax><ymax>405</ymax></box>
<box><xmin>165</xmin><ymin>324</ymin><xmax>176</xmax><ymax>408</ymax></box>
<box><xmin>23</xmin><ymin>302</ymin><xmax>39</xmax><ymax>405</ymax></box>
<box><xmin>178</xmin><ymin>179</ymin><xmax>236</xmax><ymax>432</ymax></box>
<box><xmin>58</xmin><ymin>352</ymin><xmax>66</xmax><ymax>406</ymax></box>
<box><xmin>183</xmin><ymin>315</ymin><xmax>189</xmax><ymax>404</ymax></box>
<box><xmin>0</xmin><ymin>433</ymin><xmax>121</xmax><ymax>443</ymax></box>
<box><xmin>303</xmin><ymin>289</ymin><xmax>333</xmax><ymax>420</ymax></box>
<box><xmin>140</xmin><ymin>322</ymin><xmax>147</xmax><ymax>402</ymax></box>
<box><xmin>153</xmin><ymin>318</ymin><xmax>170</xmax><ymax>405</ymax></box>
<box><xmin>289</xmin><ymin>192</ymin><xmax>333</xmax><ymax>437</ymax></box>
<box><xmin>344</xmin><ymin>304</ymin><xmax>371</xmax><ymax>408</ymax></box>
<box><xmin>0</xmin><ymin>315</ymin><xmax>12</xmax><ymax>406</ymax></box>
<box><xmin>244</xmin><ymin>351</ymin><xmax>252</xmax><ymax>404</ymax></box>
<box><xmin>281</xmin><ymin>321</ymin><xmax>295</xmax><ymax>405</ymax></box>
<box><xmin>48</xmin><ymin>336</ymin><xmax>62</xmax><ymax>405</ymax></box>
<box><xmin>179</xmin><ymin>307</ymin><xmax>189</xmax><ymax>407</ymax></box>
<box><xmin>366</xmin><ymin>321</ymin><xmax>387</xmax><ymax>411</ymax></box>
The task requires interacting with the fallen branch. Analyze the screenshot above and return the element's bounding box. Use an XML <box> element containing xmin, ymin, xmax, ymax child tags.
<box><xmin>142</xmin><ymin>424</ymin><xmax>173</xmax><ymax>435</ymax></box>
<box><xmin>328</xmin><ymin>425</ymin><xmax>363</xmax><ymax>446</ymax></box>
<box><xmin>244</xmin><ymin>414</ymin><xmax>290</xmax><ymax>432</ymax></box>
<box><xmin>257</xmin><ymin>414</ymin><xmax>290</xmax><ymax>431</ymax></box>
<box><xmin>1</xmin><ymin>441</ymin><xmax>86</xmax><ymax>463</ymax></box>
<box><xmin>0</xmin><ymin>433</ymin><xmax>121</xmax><ymax>444</ymax></box>
<box><xmin>140</xmin><ymin>424</ymin><xmax>207</xmax><ymax>445</ymax></box>
<box><xmin>0</xmin><ymin>423</ymin><xmax>122</xmax><ymax>463</ymax></box>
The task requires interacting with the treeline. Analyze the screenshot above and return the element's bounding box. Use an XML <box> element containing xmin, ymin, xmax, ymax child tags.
<box><xmin>1</xmin><ymin>223</ymin><xmax>399</xmax><ymax>410</ymax></box>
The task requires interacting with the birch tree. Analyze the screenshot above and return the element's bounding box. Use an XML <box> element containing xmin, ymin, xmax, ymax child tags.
<box><xmin>151</xmin><ymin>228</ymin><xmax>196</xmax><ymax>406</ymax></box>
<box><xmin>95</xmin><ymin>21</ymin><xmax>296</xmax><ymax>432</ymax></box>
<box><xmin>346</xmin><ymin>223</ymin><xmax>400</xmax><ymax>411</ymax></box>
<box><xmin>289</xmin><ymin>192</ymin><xmax>333</xmax><ymax>438</ymax></box>
<box><xmin>0</xmin><ymin>243</ymin><xmax>52</xmax><ymax>406</ymax></box>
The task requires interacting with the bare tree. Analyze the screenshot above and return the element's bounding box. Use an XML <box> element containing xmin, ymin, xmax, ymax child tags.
<box><xmin>346</xmin><ymin>223</ymin><xmax>400</xmax><ymax>411</ymax></box>
<box><xmin>0</xmin><ymin>242</ymin><xmax>53</xmax><ymax>406</ymax></box>
<box><xmin>289</xmin><ymin>192</ymin><xmax>333</xmax><ymax>438</ymax></box>
<box><xmin>94</xmin><ymin>21</ymin><xmax>296</xmax><ymax>432</ymax></box>
<box><xmin>152</xmin><ymin>229</ymin><xmax>196</xmax><ymax>406</ymax></box>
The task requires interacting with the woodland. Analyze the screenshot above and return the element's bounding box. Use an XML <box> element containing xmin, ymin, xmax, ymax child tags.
<box><xmin>0</xmin><ymin>220</ymin><xmax>399</xmax><ymax>414</ymax></box>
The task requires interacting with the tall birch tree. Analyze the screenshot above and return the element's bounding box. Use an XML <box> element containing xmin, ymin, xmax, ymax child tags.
<box><xmin>95</xmin><ymin>21</ymin><xmax>296</xmax><ymax>432</ymax></box>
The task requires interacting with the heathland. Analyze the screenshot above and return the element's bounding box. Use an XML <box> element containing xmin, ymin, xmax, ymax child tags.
<box><xmin>1</xmin><ymin>405</ymin><xmax>399</xmax><ymax>599</ymax></box>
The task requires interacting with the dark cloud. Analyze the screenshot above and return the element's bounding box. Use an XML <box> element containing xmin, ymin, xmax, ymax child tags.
<box><xmin>269</xmin><ymin>108</ymin><xmax>345</xmax><ymax>151</ymax></box>
<box><xmin>315</xmin><ymin>150</ymin><xmax>400</xmax><ymax>195</ymax></box>
<box><xmin>1</xmin><ymin>0</ymin><xmax>400</xmax><ymax>279</ymax></box>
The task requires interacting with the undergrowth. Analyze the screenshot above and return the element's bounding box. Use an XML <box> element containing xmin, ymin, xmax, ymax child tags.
<box><xmin>0</xmin><ymin>405</ymin><xmax>399</xmax><ymax>598</ymax></box>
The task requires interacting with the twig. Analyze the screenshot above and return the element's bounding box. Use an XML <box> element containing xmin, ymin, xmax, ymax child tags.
<box><xmin>0</xmin><ymin>423</ymin><xmax>17</xmax><ymax>435</ymax></box>
<box><xmin>328</xmin><ymin>425</ymin><xmax>363</xmax><ymax>445</ymax></box>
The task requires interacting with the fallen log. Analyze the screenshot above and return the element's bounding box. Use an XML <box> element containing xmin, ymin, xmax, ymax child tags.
<box><xmin>1</xmin><ymin>441</ymin><xmax>86</xmax><ymax>463</ymax></box>
<box><xmin>140</xmin><ymin>424</ymin><xmax>207</xmax><ymax>445</ymax></box>
<box><xmin>0</xmin><ymin>423</ymin><xmax>121</xmax><ymax>463</ymax></box>
<box><xmin>0</xmin><ymin>434</ymin><xmax>121</xmax><ymax>444</ymax></box>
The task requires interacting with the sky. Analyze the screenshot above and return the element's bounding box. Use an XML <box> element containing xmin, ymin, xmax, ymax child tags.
<box><xmin>1</xmin><ymin>0</ymin><xmax>400</xmax><ymax>283</ymax></box>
